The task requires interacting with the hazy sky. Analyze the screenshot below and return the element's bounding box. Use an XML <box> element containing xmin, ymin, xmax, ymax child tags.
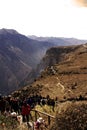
<box><xmin>0</xmin><ymin>0</ymin><xmax>87</xmax><ymax>39</ymax></box>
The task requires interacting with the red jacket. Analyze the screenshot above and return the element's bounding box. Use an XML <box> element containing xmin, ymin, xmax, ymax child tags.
<box><xmin>22</xmin><ymin>104</ymin><xmax>31</xmax><ymax>115</ymax></box>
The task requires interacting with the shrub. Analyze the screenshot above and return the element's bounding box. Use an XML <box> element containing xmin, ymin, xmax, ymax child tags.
<box><xmin>50</xmin><ymin>103</ymin><xmax>87</xmax><ymax>130</ymax></box>
<box><xmin>0</xmin><ymin>115</ymin><xmax>18</xmax><ymax>129</ymax></box>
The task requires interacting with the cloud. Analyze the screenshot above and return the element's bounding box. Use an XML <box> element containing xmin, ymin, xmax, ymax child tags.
<box><xmin>74</xmin><ymin>0</ymin><xmax>87</xmax><ymax>7</ymax></box>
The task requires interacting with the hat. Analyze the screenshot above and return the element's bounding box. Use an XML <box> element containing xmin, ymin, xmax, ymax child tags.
<box><xmin>37</xmin><ymin>117</ymin><xmax>43</xmax><ymax>123</ymax></box>
<box><xmin>11</xmin><ymin>112</ymin><xmax>17</xmax><ymax>117</ymax></box>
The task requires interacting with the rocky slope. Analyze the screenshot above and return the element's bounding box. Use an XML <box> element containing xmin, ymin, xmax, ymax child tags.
<box><xmin>16</xmin><ymin>43</ymin><xmax>87</xmax><ymax>100</ymax></box>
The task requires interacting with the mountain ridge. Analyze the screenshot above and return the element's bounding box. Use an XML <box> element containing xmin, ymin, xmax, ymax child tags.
<box><xmin>28</xmin><ymin>35</ymin><xmax>87</xmax><ymax>45</ymax></box>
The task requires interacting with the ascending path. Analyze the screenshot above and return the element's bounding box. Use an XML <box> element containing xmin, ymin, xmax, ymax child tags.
<box><xmin>56</xmin><ymin>77</ymin><xmax>65</xmax><ymax>92</ymax></box>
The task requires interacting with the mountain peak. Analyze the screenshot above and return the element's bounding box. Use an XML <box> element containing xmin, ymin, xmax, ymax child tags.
<box><xmin>0</xmin><ymin>28</ymin><xmax>19</xmax><ymax>35</ymax></box>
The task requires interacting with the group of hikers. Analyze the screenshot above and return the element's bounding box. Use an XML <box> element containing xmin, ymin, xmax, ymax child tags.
<box><xmin>0</xmin><ymin>94</ymin><xmax>56</xmax><ymax>129</ymax></box>
<box><xmin>0</xmin><ymin>94</ymin><xmax>56</xmax><ymax>114</ymax></box>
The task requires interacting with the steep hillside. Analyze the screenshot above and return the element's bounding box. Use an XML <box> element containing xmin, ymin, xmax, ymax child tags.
<box><xmin>0</xmin><ymin>29</ymin><xmax>55</xmax><ymax>68</ymax></box>
<box><xmin>0</xmin><ymin>28</ymin><xmax>55</xmax><ymax>95</ymax></box>
<box><xmin>38</xmin><ymin>44</ymin><xmax>87</xmax><ymax>99</ymax></box>
<box><xmin>16</xmin><ymin>43</ymin><xmax>87</xmax><ymax>100</ymax></box>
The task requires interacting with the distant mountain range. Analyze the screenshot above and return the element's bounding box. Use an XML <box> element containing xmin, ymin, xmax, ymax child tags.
<box><xmin>28</xmin><ymin>35</ymin><xmax>87</xmax><ymax>45</ymax></box>
<box><xmin>0</xmin><ymin>28</ymin><xmax>87</xmax><ymax>95</ymax></box>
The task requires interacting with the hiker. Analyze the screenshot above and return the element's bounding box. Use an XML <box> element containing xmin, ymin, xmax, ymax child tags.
<box><xmin>4</xmin><ymin>107</ymin><xmax>11</xmax><ymax>117</ymax></box>
<box><xmin>0</xmin><ymin>96</ymin><xmax>6</xmax><ymax>114</ymax></box>
<box><xmin>21</xmin><ymin>101</ymin><xmax>31</xmax><ymax>122</ymax></box>
<box><xmin>34</xmin><ymin>117</ymin><xmax>47</xmax><ymax>130</ymax></box>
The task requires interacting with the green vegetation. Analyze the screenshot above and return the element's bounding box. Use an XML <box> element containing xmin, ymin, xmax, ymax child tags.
<box><xmin>0</xmin><ymin>115</ymin><xmax>18</xmax><ymax>130</ymax></box>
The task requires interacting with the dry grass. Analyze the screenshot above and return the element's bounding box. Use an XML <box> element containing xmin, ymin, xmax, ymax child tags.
<box><xmin>50</xmin><ymin>101</ymin><xmax>87</xmax><ymax>130</ymax></box>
